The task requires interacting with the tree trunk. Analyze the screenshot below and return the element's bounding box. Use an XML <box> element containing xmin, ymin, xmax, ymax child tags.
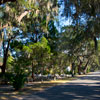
<box><xmin>1</xmin><ymin>40</ymin><xmax>10</xmax><ymax>75</ymax></box>
<box><xmin>94</xmin><ymin>36</ymin><xmax>98</xmax><ymax>50</ymax></box>
<box><xmin>32</xmin><ymin>62</ymin><xmax>35</xmax><ymax>81</ymax></box>
<box><xmin>78</xmin><ymin>60</ymin><xmax>82</xmax><ymax>75</ymax></box>
<box><xmin>0</xmin><ymin>0</ymin><xmax>16</xmax><ymax>5</ymax></box>
<box><xmin>71</xmin><ymin>62</ymin><xmax>75</xmax><ymax>77</ymax></box>
<box><xmin>83</xmin><ymin>60</ymin><xmax>89</xmax><ymax>74</ymax></box>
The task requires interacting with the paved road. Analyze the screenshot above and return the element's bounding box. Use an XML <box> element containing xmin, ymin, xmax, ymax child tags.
<box><xmin>0</xmin><ymin>71</ymin><xmax>100</xmax><ymax>100</ymax></box>
<box><xmin>22</xmin><ymin>71</ymin><xmax>100</xmax><ymax>100</ymax></box>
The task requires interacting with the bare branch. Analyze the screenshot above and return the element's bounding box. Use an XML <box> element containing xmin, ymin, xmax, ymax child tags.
<box><xmin>0</xmin><ymin>0</ymin><xmax>16</xmax><ymax>5</ymax></box>
<box><xmin>0</xmin><ymin>10</ymin><xmax>31</xmax><ymax>30</ymax></box>
<box><xmin>16</xmin><ymin>10</ymin><xmax>31</xmax><ymax>23</ymax></box>
<box><xmin>0</xmin><ymin>24</ymin><xmax>8</xmax><ymax>30</ymax></box>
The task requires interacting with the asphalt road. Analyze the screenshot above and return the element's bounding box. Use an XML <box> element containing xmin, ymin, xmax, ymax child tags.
<box><xmin>0</xmin><ymin>71</ymin><xmax>100</xmax><ymax>100</ymax></box>
<box><xmin>22</xmin><ymin>71</ymin><xmax>100</xmax><ymax>100</ymax></box>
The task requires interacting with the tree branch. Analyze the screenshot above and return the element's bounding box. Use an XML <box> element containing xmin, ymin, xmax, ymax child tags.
<box><xmin>16</xmin><ymin>10</ymin><xmax>31</xmax><ymax>23</ymax></box>
<box><xmin>0</xmin><ymin>10</ymin><xmax>31</xmax><ymax>30</ymax></box>
<box><xmin>0</xmin><ymin>0</ymin><xmax>16</xmax><ymax>5</ymax></box>
<box><xmin>0</xmin><ymin>24</ymin><xmax>8</xmax><ymax>30</ymax></box>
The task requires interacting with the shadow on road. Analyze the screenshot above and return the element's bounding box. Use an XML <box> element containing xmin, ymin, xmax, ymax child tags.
<box><xmin>0</xmin><ymin>71</ymin><xmax>100</xmax><ymax>100</ymax></box>
<box><xmin>33</xmin><ymin>84</ymin><xmax>100</xmax><ymax>100</ymax></box>
<box><xmin>33</xmin><ymin>71</ymin><xmax>100</xmax><ymax>100</ymax></box>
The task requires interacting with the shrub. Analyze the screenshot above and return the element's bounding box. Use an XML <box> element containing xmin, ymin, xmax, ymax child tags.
<box><xmin>5</xmin><ymin>72</ymin><xmax>13</xmax><ymax>82</ymax></box>
<box><xmin>12</xmin><ymin>73</ymin><xmax>26</xmax><ymax>90</ymax></box>
<box><xmin>0</xmin><ymin>72</ymin><xmax>13</xmax><ymax>85</ymax></box>
<box><xmin>11</xmin><ymin>64</ymin><xmax>28</xmax><ymax>90</ymax></box>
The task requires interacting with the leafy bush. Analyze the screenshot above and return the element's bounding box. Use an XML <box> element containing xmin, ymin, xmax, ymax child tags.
<box><xmin>86</xmin><ymin>66</ymin><xmax>91</xmax><ymax>73</ymax></box>
<box><xmin>0</xmin><ymin>72</ymin><xmax>13</xmax><ymax>84</ymax></box>
<box><xmin>11</xmin><ymin>59</ymin><xmax>28</xmax><ymax>90</ymax></box>
<box><xmin>5</xmin><ymin>73</ymin><xmax>13</xmax><ymax>81</ymax></box>
<box><xmin>12</xmin><ymin>73</ymin><xmax>26</xmax><ymax>90</ymax></box>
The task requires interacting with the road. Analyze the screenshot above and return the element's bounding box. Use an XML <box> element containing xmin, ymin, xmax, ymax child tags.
<box><xmin>0</xmin><ymin>71</ymin><xmax>100</xmax><ymax>100</ymax></box>
<box><xmin>22</xmin><ymin>71</ymin><xmax>100</xmax><ymax>100</ymax></box>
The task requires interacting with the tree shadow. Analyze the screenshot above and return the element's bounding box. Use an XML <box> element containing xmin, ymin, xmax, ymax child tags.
<box><xmin>0</xmin><ymin>71</ymin><xmax>100</xmax><ymax>100</ymax></box>
<box><xmin>33</xmin><ymin>83</ymin><xmax>100</xmax><ymax>100</ymax></box>
<box><xmin>29</xmin><ymin>71</ymin><xmax>100</xmax><ymax>100</ymax></box>
<box><xmin>0</xmin><ymin>85</ymin><xmax>22</xmax><ymax>100</ymax></box>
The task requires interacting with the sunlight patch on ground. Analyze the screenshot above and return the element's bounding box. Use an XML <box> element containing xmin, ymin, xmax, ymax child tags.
<box><xmin>0</xmin><ymin>96</ymin><xmax>8</xmax><ymax>100</ymax></box>
<box><xmin>49</xmin><ymin>80</ymin><xmax>70</xmax><ymax>83</ymax></box>
<box><xmin>11</xmin><ymin>96</ymin><xmax>23</xmax><ymax>100</ymax></box>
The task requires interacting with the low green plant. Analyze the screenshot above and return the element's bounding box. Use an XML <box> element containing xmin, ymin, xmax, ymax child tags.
<box><xmin>0</xmin><ymin>72</ymin><xmax>13</xmax><ymax>84</ymax></box>
<box><xmin>12</xmin><ymin>73</ymin><xmax>26</xmax><ymax>90</ymax></box>
<box><xmin>11</xmin><ymin>60</ymin><xmax>28</xmax><ymax>90</ymax></box>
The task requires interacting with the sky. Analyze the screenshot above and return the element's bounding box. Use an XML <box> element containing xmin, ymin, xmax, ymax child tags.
<box><xmin>54</xmin><ymin>0</ymin><xmax>72</xmax><ymax>33</ymax></box>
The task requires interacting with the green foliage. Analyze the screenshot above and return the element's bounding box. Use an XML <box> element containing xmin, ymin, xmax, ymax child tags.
<box><xmin>8</xmin><ymin>51</ymin><xmax>30</xmax><ymax>90</ymax></box>
<box><xmin>0</xmin><ymin>0</ymin><xmax>58</xmax><ymax>75</ymax></box>
<box><xmin>11</xmin><ymin>60</ymin><xmax>28</xmax><ymax>90</ymax></box>
<box><xmin>12</xmin><ymin>73</ymin><xmax>26</xmax><ymax>90</ymax></box>
<box><xmin>0</xmin><ymin>57</ymin><xmax>3</xmax><ymax>62</ymax></box>
<box><xmin>63</xmin><ymin>0</ymin><xmax>100</xmax><ymax>50</ymax></box>
<box><xmin>45</xmin><ymin>20</ymin><xmax>59</xmax><ymax>53</ymax></box>
<box><xmin>1</xmin><ymin>0</ymin><xmax>100</xmax><ymax>83</ymax></box>
<box><xmin>6</xmin><ymin>56</ymin><xmax>14</xmax><ymax>72</ymax></box>
<box><xmin>0</xmin><ymin>72</ymin><xmax>13</xmax><ymax>84</ymax></box>
<box><xmin>86</xmin><ymin>66</ymin><xmax>91</xmax><ymax>73</ymax></box>
<box><xmin>64</xmin><ymin>69</ymin><xmax>71</xmax><ymax>75</ymax></box>
<box><xmin>22</xmin><ymin>37</ymin><xmax>51</xmax><ymax>74</ymax></box>
<box><xmin>10</xmin><ymin>40</ymin><xmax>23</xmax><ymax>51</ymax></box>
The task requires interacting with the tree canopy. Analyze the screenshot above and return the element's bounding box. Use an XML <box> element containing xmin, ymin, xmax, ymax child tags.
<box><xmin>0</xmin><ymin>0</ymin><xmax>100</xmax><ymax>90</ymax></box>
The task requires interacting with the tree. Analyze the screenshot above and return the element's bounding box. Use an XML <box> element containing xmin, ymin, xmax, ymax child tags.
<box><xmin>0</xmin><ymin>0</ymin><xmax>58</xmax><ymax>75</ymax></box>
<box><xmin>22</xmin><ymin>36</ymin><xmax>51</xmax><ymax>80</ymax></box>
<box><xmin>59</xmin><ymin>24</ymin><xmax>99</xmax><ymax>75</ymax></box>
<box><xmin>58</xmin><ymin>0</ymin><xmax>100</xmax><ymax>74</ymax></box>
<box><xmin>0</xmin><ymin>0</ymin><xmax>16</xmax><ymax>5</ymax></box>
<box><xmin>62</xmin><ymin>0</ymin><xmax>100</xmax><ymax>50</ymax></box>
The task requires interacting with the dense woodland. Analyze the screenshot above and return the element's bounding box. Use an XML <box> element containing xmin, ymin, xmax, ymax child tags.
<box><xmin>0</xmin><ymin>0</ymin><xmax>100</xmax><ymax>90</ymax></box>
